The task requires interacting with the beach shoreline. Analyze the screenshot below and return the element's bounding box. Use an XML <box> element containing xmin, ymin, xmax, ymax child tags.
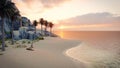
<box><xmin>65</xmin><ymin>34</ymin><xmax>120</xmax><ymax>68</ymax></box>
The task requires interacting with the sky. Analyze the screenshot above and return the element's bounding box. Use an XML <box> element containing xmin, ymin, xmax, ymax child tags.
<box><xmin>12</xmin><ymin>0</ymin><xmax>120</xmax><ymax>31</ymax></box>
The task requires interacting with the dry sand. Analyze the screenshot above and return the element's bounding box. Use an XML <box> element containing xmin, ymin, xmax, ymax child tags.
<box><xmin>0</xmin><ymin>37</ymin><xmax>86</xmax><ymax>68</ymax></box>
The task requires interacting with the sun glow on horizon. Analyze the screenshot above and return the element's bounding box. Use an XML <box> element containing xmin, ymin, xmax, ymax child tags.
<box><xmin>59</xmin><ymin>25</ymin><xmax>67</xmax><ymax>29</ymax></box>
<box><xmin>55</xmin><ymin>23</ymin><xmax>120</xmax><ymax>31</ymax></box>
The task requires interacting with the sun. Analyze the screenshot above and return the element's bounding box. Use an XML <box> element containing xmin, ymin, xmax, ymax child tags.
<box><xmin>59</xmin><ymin>26</ymin><xmax>66</xmax><ymax>29</ymax></box>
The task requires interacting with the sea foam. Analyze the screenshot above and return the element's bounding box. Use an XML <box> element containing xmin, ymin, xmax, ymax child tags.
<box><xmin>66</xmin><ymin>42</ymin><xmax>120</xmax><ymax>68</ymax></box>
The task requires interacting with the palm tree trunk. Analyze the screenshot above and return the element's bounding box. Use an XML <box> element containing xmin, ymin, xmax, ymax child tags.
<box><xmin>50</xmin><ymin>28</ymin><xmax>53</xmax><ymax>36</ymax></box>
<box><xmin>45</xmin><ymin>27</ymin><xmax>47</xmax><ymax>36</ymax></box>
<box><xmin>20</xmin><ymin>17</ymin><xmax>22</xmax><ymax>27</ymax></box>
<box><xmin>41</xmin><ymin>25</ymin><xmax>42</xmax><ymax>35</ymax></box>
<box><xmin>49</xmin><ymin>28</ymin><xmax>51</xmax><ymax>36</ymax></box>
<box><xmin>30</xmin><ymin>40</ymin><xmax>33</xmax><ymax>48</ymax></box>
<box><xmin>1</xmin><ymin>18</ymin><xmax>5</xmax><ymax>51</ymax></box>
<box><xmin>35</xmin><ymin>27</ymin><xmax>36</xmax><ymax>34</ymax></box>
<box><xmin>11</xmin><ymin>21</ymin><xmax>14</xmax><ymax>45</ymax></box>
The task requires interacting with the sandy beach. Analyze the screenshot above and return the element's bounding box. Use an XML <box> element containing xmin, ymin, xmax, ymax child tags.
<box><xmin>0</xmin><ymin>37</ymin><xmax>86</xmax><ymax>68</ymax></box>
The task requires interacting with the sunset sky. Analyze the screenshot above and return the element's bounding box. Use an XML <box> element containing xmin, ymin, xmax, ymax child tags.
<box><xmin>13</xmin><ymin>0</ymin><xmax>120</xmax><ymax>31</ymax></box>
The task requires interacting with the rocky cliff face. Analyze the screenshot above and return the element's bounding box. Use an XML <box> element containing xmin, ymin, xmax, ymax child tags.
<box><xmin>0</xmin><ymin>18</ymin><xmax>12</xmax><ymax>39</ymax></box>
<box><xmin>0</xmin><ymin>17</ymin><xmax>57</xmax><ymax>41</ymax></box>
<box><xmin>0</xmin><ymin>17</ymin><xmax>35</xmax><ymax>40</ymax></box>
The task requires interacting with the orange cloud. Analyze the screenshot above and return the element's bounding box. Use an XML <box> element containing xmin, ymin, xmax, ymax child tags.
<box><xmin>60</xmin><ymin>12</ymin><xmax>120</xmax><ymax>25</ymax></box>
<box><xmin>57</xmin><ymin>12</ymin><xmax>120</xmax><ymax>30</ymax></box>
<box><xmin>13</xmin><ymin>0</ymin><xmax>71</xmax><ymax>20</ymax></box>
<box><xmin>13</xmin><ymin>0</ymin><xmax>71</xmax><ymax>10</ymax></box>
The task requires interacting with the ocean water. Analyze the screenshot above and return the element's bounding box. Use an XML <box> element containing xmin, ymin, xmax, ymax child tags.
<box><xmin>54</xmin><ymin>31</ymin><xmax>120</xmax><ymax>41</ymax></box>
<box><xmin>54</xmin><ymin>31</ymin><xmax>120</xmax><ymax>68</ymax></box>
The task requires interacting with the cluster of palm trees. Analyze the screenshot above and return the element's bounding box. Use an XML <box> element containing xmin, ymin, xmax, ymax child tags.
<box><xmin>0</xmin><ymin>0</ymin><xmax>21</xmax><ymax>51</ymax></box>
<box><xmin>33</xmin><ymin>18</ymin><xmax>54</xmax><ymax>36</ymax></box>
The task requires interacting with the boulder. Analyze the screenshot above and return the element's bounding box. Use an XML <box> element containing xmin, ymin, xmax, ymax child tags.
<box><xmin>27</xmin><ymin>31</ymin><xmax>35</xmax><ymax>40</ymax></box>
<box><xmin>19</xmin><ymin>27</ymin><xmax>29</xmax><ymax>39</ymax></box>
<box><xmin>13</xmin><ymin>31</ymin><xmax>20</xmax><ymax>40</ymax></box>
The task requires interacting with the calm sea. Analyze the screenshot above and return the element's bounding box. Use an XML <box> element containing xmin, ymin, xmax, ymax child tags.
<box><xmin>54</xmin><ymin>31</ymin><xmax>120</xmax><ymax>41</ymax></box>
<box><xmin>54</xmin><ymin>31</ymin><xmax>120</xmax><ymax>68</ymax></box>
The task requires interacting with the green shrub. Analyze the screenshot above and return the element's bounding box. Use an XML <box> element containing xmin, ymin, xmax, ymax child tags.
<box><xmin>5</xmin><ymin>38</ymin><xmax>9</xmax><ymax>41</ymax></box>
<box><xmin>14</xmin><ymin>44</ymin><xmax>27</xmax><ymax>48</ymax></box>
<box><xmin>0</xmin><ymin>53</ymin><xmax>3</xmax><ymax>55</ymax></box>
<box><xmin>37</xmin><ymin>37</ymin><xmax>44</xmax><ymax>40</ymax></box>
<box><xmin>0</xmin><ymin>40</ymin><xmax>2</xmax><ymax>49</ymax></box>
<box><xmin>22</xmin><ymin>41</ymin><xmax>26</xmax><ymax>44</ymax></box>
<box><xmin>0</xmin><ymin>40</ymin><xmax>2</xmax><ymax>46</ymax></box>
<box><xmin>28</xmin><ymin>41</ymin><xmax>31</xmax><ymax>44</ymax></box>
<box><xmin>16</xmin><ymin>42</ymin><xmax>19</xmax><ymax>44</ymax></box>
<box><xmin>5</xmin><ymin>31</ymin><xmax>11</xmax><ymax>35</ymax></box>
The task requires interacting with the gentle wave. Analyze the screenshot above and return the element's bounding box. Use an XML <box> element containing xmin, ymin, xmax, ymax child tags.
<box><xmin>66</xmin><ymin>42</ymin><xmax>120</xmax><ymax>68</ymax></box>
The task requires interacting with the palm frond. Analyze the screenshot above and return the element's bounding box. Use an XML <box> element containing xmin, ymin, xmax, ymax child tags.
<box><xmin>0</xmin><ymin>0</ymin><xmax>20</xmax><ymax>19</ymax></box>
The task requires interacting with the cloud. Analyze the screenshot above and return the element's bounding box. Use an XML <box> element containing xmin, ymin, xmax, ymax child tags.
<box><xmin>58</xmin><ymin>12</ymin><xmax>120</xmax><ymax>30</ymax></box>
<box><xmin>17</xmin><ymin>0</ymin><xmax>70</xmax><ymax>8</ymax></box>
<box><xmin>60</xmin><ymin>12</ymin><xmax>120</xmax><ymax>25</ymax></box>
<box><xmin>40</xmin><ymin>0</ymin><xmax>70</xmax><ymax>8</ymax></box>
<box><xmin>12</xmin><ymin>0</ymin><xmax>70</xmax><ymax>20</ymax></box>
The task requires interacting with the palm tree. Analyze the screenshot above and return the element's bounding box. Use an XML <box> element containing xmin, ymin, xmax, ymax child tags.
<box><xmin>11</xmin><ymin>13</ymin><xmax>20</xmax><ymax>45</ymax></box>
<box><xmin>19</xmin><ymin>16</ymin><xmax>22</xmax><ymax>27</ymax></box>
<box><xmin>48</xmin><ymin>22</ymin><xmax>54</xmax><ymax>36</ymax></box>
<box><xmin>10</xmin><ymin>1</ymin><xmax>20</xmax><ymax>45</ymax></box>
<box><xmin>39</xmin><ymin>18</ymin><xmax>44</xmax><ymax>35</ymax></box>
<box><xmin>44</xmin><ymin>20</ymin><xmax>48</xmax><ymax>36</ymax></box>
<box><xmin>30</xmin><ymin>20</ymin><xmax>38</xmax><ymax>48</ymax></box>
<box><xmin>0</xmin><ymin>0</ymin><xmax>20</xmax><ymax>51</ymax></box>
<box><xmin>33</xmin><ymin>20</ymin><xmax>38</xmax><ymax>34</ymax></box>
